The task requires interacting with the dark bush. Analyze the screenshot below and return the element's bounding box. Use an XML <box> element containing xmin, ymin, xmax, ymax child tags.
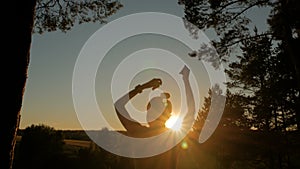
<box><xmin>17</xmin><ymin>124</ymin><xmax>65</xmax><ymax>169</ymax></box>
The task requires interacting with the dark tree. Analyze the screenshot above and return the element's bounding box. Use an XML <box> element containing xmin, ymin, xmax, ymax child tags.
<box><xmin>226</xmin><ymin>35</ymin><xmax>299</xmax><ymax>131</ymax></box>
<box><xmin>223</xmin><ymin>33</ymin><xmax>299</xmax><ymax>168</ymax></box>
<box><xmin>267</xmin><ymin>0</ymin><xmax>300</xmax><ymax>87</ymax></box>
<box><xmin>192</xmin><ymin>84</ymin><xmax>238</xmax><ymax>135</ymax></box>
<box><xmin>2</xmin><ymin>1</ymin><xmax>122</xmax><ymax>169</ymax></box>
<box><xmin>180</xmin><ymin>0</ymin><xmax>269</xmax><ymax>61</ymax></box>
<box><xmin>179</xmin><ymin>0</ymin><xmax>300</xmax><ymax>130</ymax></box>
<box><xmin>180</xmin><ymin>0</ymin><xmax>300</xmax><ymax>87</ymax></box>
<box><xmin>192</xmin><ymin>88</ymin><xmax>211</xmax><ymax>134</ymax></box>
<box><xmin>17</xmin><ymin>124</ymin><xmax>64</xmax><ymax>169</ymax></box>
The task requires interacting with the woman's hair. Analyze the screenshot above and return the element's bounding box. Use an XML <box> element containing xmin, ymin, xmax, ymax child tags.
<box><xmin>146</xmin><ymin>93</ymin><xmax>172</xmax><ymax>123</ymax></box>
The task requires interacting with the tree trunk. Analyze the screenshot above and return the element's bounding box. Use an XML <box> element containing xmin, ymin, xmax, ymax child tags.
<box><xmin>280</xmin><ymin>0</ymin><xmax>300</xmax><ymax>130</ymax></box>
<box><xmin>285</xmin><ymin>38</ymin><xmax>300</xmax><ymax>130</ymax></box>
<box><xmin>1</xmin><ymin>1</ymin><xmax>36</xmax><ymax>169</ymax></box>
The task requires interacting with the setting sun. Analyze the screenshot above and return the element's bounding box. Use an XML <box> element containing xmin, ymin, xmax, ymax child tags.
<box><xmin>165</xmin><ymin>115</ymin><xmax>183</xmax><ymax>131</ymax></box>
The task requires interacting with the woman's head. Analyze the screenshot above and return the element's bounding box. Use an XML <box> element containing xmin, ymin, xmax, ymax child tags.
<box><xmin>146</xmin><ymin>92</ymin><xmax>172</xmax><ymax>127</ymax></box>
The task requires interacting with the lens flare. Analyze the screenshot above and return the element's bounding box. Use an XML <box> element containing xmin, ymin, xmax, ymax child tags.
<box><xmin>181</xmin><ymin>141</ymin><xmax>188</xmax><ymax>149</ymax></box>
<box><xmin>165</xmin><ymin>114</ymin><xmax>183</xmax><ymax>131</ymax></box>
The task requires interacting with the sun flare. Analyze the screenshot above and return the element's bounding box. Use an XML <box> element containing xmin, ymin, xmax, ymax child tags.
<box><xmin>165</xmin><ymin>115</ymin><xmax>183</xmax><ymax>131</ymax></box>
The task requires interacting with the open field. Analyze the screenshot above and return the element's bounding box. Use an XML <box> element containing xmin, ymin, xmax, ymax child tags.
<box><xmin>16</xmin><ymin>135</ymin><xmax>91</xmax><ymax>148</ymax></box>
<box><xmin>64</xmin><ymin>139</ymin><xmax>91</xmax><ymax>148</ymax></box>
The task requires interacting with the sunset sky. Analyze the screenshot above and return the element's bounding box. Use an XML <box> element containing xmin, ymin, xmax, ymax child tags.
<box><xmin>20</xmin><ymin>0</ymin><xmax>270</xmax><ymax>130</ymax></box>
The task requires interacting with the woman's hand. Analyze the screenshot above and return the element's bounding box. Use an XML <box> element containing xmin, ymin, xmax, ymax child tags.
<box><xmin>142</xmin><ymin>78</ymin><xmax>162</xmax><ymax>90</ymax></box>
<box><xmin>179</xmin><ymin>65</ymin><xmax>190</xmax><ymax>78</ymax></box>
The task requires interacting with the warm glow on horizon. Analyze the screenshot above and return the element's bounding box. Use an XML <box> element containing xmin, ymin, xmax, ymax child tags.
<box><xmin>165</xmin><ymin>114</ymin><xmax>183</xmax><ymax>131</ymax></box>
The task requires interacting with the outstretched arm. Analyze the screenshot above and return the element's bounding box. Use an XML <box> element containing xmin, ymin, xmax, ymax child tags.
<box><xmin>180</xmin><ymin>65</ymin><xmax>195</xmax><ymax>132</ymax></box>
<box><xmin>114</xmin><ymin>78</ymin><xmax>162</xmax><ymax>132</ymax></box>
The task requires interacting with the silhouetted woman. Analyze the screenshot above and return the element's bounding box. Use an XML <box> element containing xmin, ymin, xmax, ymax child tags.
<box><xmin>114</xmin><ymin>65</ymin><xmax>195</xmax><ymax>169</ymax></box>
<box><xmin>114</xmin><ymin>65</ymin><xmax>195</xmax><ymax>138</ymax></box>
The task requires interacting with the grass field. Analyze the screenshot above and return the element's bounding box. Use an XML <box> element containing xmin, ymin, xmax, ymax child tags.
<box><xmin>64</xmin><ymin>139</ymin><xmax>91</xmax><ymax>148</ymax></box>
<box><xmin>16</xmin><ymin>135</ymin><xmax>91</xmax><ymax>148</ymax></box>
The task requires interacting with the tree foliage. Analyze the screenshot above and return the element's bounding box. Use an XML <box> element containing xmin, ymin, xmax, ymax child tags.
<box><xmin>34</xmin><ymin>0</ymin><xmax>123</xmax><ymax>33</ymax></box>
<box><xmin>226</xmin><ymin>34</ymin><xmax>299</xmax><ymax>131</ymax></box>
<box><xmin>180</xmin><ymin>0</ymin><xmax>300</xmax><ymax>130</ymax></box>
<box><xmin>18</xmin><ymin>124</ymin><xmax>65</xmax><ymax>169</ymax></box>
<box><xmin>180</xmin><ymin>0</ymin><xmax>270</xmax><ymax>61</ymax></box>
<box><xmin>180</xmin><ymin>0</ymin><xmax>300</xmax><ymax>86</ymax></box>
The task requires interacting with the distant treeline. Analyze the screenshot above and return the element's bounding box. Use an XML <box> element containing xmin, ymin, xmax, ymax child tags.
<box><xmin>14</xmin><ymin>124</ymin><xmax>300</xmax><ymax>169</ymax></box>
<box><xmin>59</xmin><ymin>130</ymin><xmax>91</xmax><ymax>141</ymax></box>
<box><xmin>17</xmin><ymin>128</ymin><xmax>100</xmax><ymax>141</ymax></box>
